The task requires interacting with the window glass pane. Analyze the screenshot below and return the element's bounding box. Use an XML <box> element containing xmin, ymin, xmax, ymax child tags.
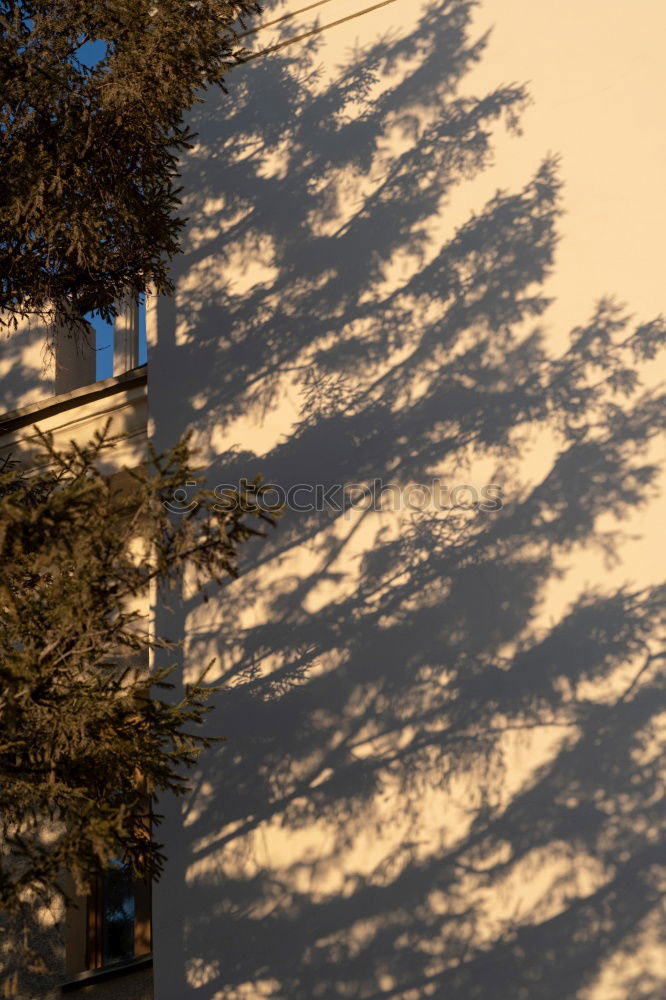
<box><xmin>102</xmin><ymin>862</ymin><xmax>135</xmax><ymax>965</ymax></box>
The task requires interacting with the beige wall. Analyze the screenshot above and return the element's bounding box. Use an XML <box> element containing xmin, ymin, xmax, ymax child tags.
<box><xmin>144</xmin><ymin>2</ymin><xmax>664</xmax><ymax>997</ymax></box>
<box><xmin>0</xmin><ymin>316</ymin><xmax>54</xmax><ymax>413</ymax></box>
<box><xmin>0</xmin><ymin>370</ymin><xmax>148</xmax><ymax>472</ymax></box>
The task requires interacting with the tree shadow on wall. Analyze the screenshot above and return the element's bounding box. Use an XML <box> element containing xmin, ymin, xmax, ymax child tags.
<box><xmin>0</xmin><ymin>320</ymin><xmax>53</xmax><ymax>413</ymax></box>
<box><xmin>151</xmin><ymin>2</ymin><xmax>666</xmax><ymax>998</ymax></box>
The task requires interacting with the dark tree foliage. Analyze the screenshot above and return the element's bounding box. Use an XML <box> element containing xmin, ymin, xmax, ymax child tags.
<box><xmin>0</xmin><ymin>0</ymin><xmax>261</xmax><ymax>332</ymax></box>
<box><xmin>0</xmin><ymin>428</ymin><xmax>277</xmax><ymax>914</ymax></box>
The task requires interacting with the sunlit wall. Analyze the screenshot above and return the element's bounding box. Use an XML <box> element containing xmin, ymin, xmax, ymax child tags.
<box><xmin>150</xmin><ymin>3</ymin><xmax>666</xmax><ymax>998</ymax></box>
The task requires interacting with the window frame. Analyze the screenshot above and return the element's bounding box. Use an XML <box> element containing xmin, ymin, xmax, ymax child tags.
<box><xmin>85</xmin><ymin>866</ymin><xmax>152</xmax><ymax>971</ymax></box>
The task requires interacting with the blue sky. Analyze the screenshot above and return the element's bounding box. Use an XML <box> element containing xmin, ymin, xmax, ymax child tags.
<box><xmin>87</xmin><ymin>298</ymin><xmax>147</xmax><ymax>380</ymax></box>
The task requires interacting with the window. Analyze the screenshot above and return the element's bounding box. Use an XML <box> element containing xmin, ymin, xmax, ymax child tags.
<box><xmin>66</xmin><ymin>865</ymin><xmax>152</xmax><ymax>977</ymax></box>
<box><xmin>54</xmin><ymin>296</ymin><xmax>147</xmax><ymax>394</ymax></box>
<box><xmin>86</xmin><ymin>861</ymin><xmax>152</xmax><ymax>969</ymax></box>
<box><xmin>85</xmin><ymin>294</ymin><xmax>147</xmax><ymax>383</ymax></box>
<box><xmin>101</xmin><ymin>863</ymin><xmax>136</xmax><ymax>965</ymax></box>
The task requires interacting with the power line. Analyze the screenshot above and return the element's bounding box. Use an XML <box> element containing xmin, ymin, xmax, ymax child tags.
<box><xmin>238</xmin><ymin>0</ymin><xmax>341</xmax><ymax>39</ymax></box>
<box><xmin>238</xmin><ymin>0</ymin><xmax>399</xmax><ymax>64</ymax></box>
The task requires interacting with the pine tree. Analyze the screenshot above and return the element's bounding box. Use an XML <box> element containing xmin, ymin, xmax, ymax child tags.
<box><xmin>0</xmin><ymin>426</ymin><xmax>277</xmax><ymax>913</ymax></box>
<box><xmin>0</xmin><ymin>0</ymin><xmax>261</xmax><ymax>333</ymax></box>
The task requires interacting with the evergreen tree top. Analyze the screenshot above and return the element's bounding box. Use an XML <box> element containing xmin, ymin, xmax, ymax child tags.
<box><xmin>0</xmin><ymin>0</ymin><xmax>261</xmax><ymax>332</ymax></box>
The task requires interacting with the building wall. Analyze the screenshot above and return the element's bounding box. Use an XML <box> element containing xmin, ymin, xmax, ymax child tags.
<box><xmin>149</xmin><ymin>2</ymin><xmax>666</xmax><ymax>999</ymax></box>
<box><xmin>63</xmin><ymin>967</ymin><xmax>153</xmax><ymax>1000</ymax></box>
<box><xmin>0</xmin><ymin>317</ymin><xmax>54</xmax><ymax>413</ymax></box>
<box><xmin>0</xmin><ymin>372</ymin><xmax>151</xmax><ymax>1000</ymax></box>
<box><xmin>1</xmin><ymin>903</ymin><xmax>152</xmax><ymax>1000</ymax></box>
<box><xmin>0</xmin><ymin>367</ymin><xmax>147</xmax><ymax>468</ymax></box>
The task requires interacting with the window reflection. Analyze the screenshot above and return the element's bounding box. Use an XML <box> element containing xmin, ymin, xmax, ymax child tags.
<box><xmin>101</xmin><ymin>861</ymin><xmax>136</xmax><ymax>965</ymax></box>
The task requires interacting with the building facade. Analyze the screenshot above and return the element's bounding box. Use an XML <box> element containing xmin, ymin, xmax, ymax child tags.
<box><xmin>1</xmin><ymin>2</ymin><xmax>665</xmax><ymax>998</ymax></box>
<box><xmin>0</xmin><ymin>319</ymin><xmax>152</xmax><ymax>1000</ymax></box>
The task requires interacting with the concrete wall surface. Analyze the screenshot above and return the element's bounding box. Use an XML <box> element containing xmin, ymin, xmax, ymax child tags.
<box><xmin>149</xmin><ymin>2</ymin><xmax>666</xmax><ymax>998</ymax></box>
